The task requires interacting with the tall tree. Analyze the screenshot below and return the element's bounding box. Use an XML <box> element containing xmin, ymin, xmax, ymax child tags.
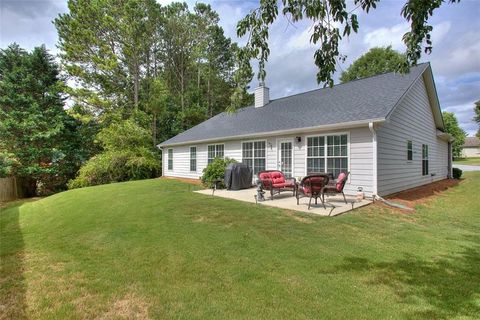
<box><xmin>340</xmin><ymin>47</ymin><xmax>407</xmax><ymax>83</ymax></box>
<box><xmin>0</xmin><ymin>44</ymin><xmax>92</xmax><ymax>195</ymax></box>
<box><xmin>160</xmin><ymin>2</ymin><xmax>197</xmax><ymax>115</ymax></box>
<box><xmin>443</xmin><ymin>111</ymin><xmax>466</xmax><ymax>159</ymax></box>
<box><xmin>232</xmin><ymin>0</ymin><xmax>460</xmax><ymax>108</ymax></box>
<box><xmin>144</xmin><ymin>78</ymin><xmax>169</xmax><ymax>147</ymax></box>
<box><xmin>54</xmin><ymin>0</ymin><xmax>161</xmax><ymax>114</ymax></box>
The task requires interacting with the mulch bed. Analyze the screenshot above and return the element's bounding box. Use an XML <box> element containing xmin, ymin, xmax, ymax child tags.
<box><xmin>160</xmin><ymin>176</ymin><xmax>203</xmax><ymax>185</ymax></box>
<box><xmin>377</xmin><ymin>178</ymin><xmax>461</xmax><ymax>212</ymax></box>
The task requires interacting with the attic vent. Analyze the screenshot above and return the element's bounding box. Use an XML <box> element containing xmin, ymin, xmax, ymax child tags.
<box><xmin>254</xmin><ymin>82</ymin><xmax>269</xmax><ymax>108</ymax></box>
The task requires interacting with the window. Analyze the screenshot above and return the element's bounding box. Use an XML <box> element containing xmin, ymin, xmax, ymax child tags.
<box><xmin>307</xmin><ymin>136</ymin><xmax>325</xmax><ymax>174</ymax></box>
<box><xmin>422</xmin><ymin>144</ymin><xmax>429</xmax><ymax>176</ymax></box>
<box><xmin>242</xmin><ymin>141</ymin><xmax>266</xmax><ymax>175</ymax></box>
<box><xmin>407</xmin><ymin>140</ymin><xmax>413</xmax><ymax>161</ymax></box>
<box><xmin>207</xmin><ymin>144</ymin><xmax>224</xmax><ymax>164</ymax></box>
<box><xmin>190</xmin><ymin>147</ymin><xmax>196</xmax><ymax>172</ymax></box>
<box><xmin>307</xmin><ymin>134</ymin><xmax>348</xmax><ymax>177</ymax></box>
<box><xmin>167</xmin><ymin>148</ymin><xmax>173</xmax><ymax>170</ymax></box>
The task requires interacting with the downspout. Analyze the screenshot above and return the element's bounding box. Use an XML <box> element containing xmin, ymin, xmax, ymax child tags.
<box><xmin>448</xmin><ymin>141</ymin><xmax>453</xmax><ymax>179</ymax></box>
<box><xmin>368</xmin><ymin>122</ymin><xmax>378</xmax><ymax>199</ymax></box>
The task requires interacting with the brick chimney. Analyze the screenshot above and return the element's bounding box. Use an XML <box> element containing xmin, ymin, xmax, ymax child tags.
<box><xmin>254</xmin><ymin>82</ymin><xmax>269</xmax><ymax>108</ymax></box>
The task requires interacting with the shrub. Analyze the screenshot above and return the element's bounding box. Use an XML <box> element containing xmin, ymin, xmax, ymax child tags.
<box><xmin>200</xmin><ymin>157</ymin><xmax>237</xmax><ymax>187</ymax></box>
<box><xmin>0</xmin><ymin>152</ymin><xmax>19</xmax><ymax>178</ymax></box>
<box><xmin>68</xmin><ymin>120</ymin><xmax>160</xmax><ymax>189</ymax></box>
<box><xmin>452</xmin><ymin>167</ymin><xmax>462</xmax><ymax>179</ymax></box>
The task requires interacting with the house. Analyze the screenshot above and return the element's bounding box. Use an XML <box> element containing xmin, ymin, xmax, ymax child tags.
<box><xmin>158</xmin><ymin>63</ymin><xmax>453</xmax><ymax>198</ymax></box>
<box><xmin>461</xmin><ymin>136</ymin><xmax>480</xmax><ymax>158</ymax></box>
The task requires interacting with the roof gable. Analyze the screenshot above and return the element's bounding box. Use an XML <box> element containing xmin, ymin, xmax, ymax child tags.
<box><xmin>159</xmin><ymin>63</ymin><xmax>433</xmax><ymax>147</ymax></box>
<box><xmin>463</xmin><ymin>136</ymin><xmax>480</xmax><ymax>147</ymax></box>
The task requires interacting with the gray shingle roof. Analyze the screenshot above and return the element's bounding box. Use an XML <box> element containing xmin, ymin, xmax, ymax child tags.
<box><xmin>159</xmin><ymin>63</ymin><xmax>429</xmax><ymax>147</ymax></box>
<box><xmin>463</xmin><ymin>136</ymin><xmax>480</xmax><ymax>147</ymax></box>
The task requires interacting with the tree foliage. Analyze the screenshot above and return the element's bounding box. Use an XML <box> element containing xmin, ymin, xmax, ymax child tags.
<box><xmin>340</xmin><ymin>46</ymin><xmax>407</xmax><ymax>83</ymax></box>
<box><xmin>68</xmin><ymin>119</ymin><xmax>160</xmax><ymax>188</ymax></box>
<box><xmin>55</xmin><ymin>0</ymin><xmax>251</xmax><ymax>138</ymax></box>
<box><xmin>443</xmin><ymin>111</ymin><xmax>466</xmax><ymax>159</ymax></box>
<box><xmin>200</xmin><ymin>157</ymin><xmax>238</xmax><ymax>187</ymax></box>
<box><xmin>233</xmin><ymin>0</ymin><xmax>460</xmax><ymax>108</ymax></box>
<box><xmin>474</xmin><ymin>100</ymin><xmax>480</xmax><ymax>138</ymax></box>
<box><xmin>0</xmin><ymin>44</ymin><xmax>96</xmax><ymax>195</ymax></box>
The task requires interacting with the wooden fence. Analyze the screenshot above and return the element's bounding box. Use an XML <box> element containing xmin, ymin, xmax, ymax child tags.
<box><xmin>0</xmin><ymin>177</ymin><xmax>24</xmax><ymax>202</ymax></box>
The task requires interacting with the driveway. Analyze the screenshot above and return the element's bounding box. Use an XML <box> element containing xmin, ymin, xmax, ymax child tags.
<box><xmin>453</xmin><ymin>164</ymin><xmax>480</xmax><ymax>171</ymax></box>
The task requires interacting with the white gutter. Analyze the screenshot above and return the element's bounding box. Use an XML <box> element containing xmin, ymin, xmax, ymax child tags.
<box><xmin>158</xmin><ymin>118</ymin><xmax>386</xmax><ymax>148</ymax></box>
<box><xmin>369</xmin><ymin>122</ymin><xmax>378</xmax><ymax>199</ymax></box>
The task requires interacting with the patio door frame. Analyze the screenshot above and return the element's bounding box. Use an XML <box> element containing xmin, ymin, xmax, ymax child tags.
<box><xmin>276</xmin><ymin>138</ymin><xmax>294</xmax><ymax>177</ymax></box>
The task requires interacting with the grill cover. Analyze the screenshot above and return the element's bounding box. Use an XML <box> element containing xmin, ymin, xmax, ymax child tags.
<box><xmin>224</xmin><ymin>163</ymin><xmax>253</xmax><ymax>190</ymax></box>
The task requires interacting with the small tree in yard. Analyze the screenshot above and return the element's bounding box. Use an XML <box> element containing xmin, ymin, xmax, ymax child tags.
<box><xmin>443</xmin><ymin>112</ymin><xmax>466</xmax><ymax>159</ymax></box>
<box><xmin>474</xmin><ymin>100</ymin><xmax>480</xmax><ymax>138</ymax></box>
<box><xmin>201</xmin><ymin>157</ymin><xmax>237</xmax><ymax>187</ymax></box>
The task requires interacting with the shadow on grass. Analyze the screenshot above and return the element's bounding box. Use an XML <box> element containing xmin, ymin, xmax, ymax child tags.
<box><xmin>334</xmin><ymin>236</ymin><xmax>480</xmax><ymax>319</ymax></box>
<box><xmin>0</xmin><ymin>204</ymin><xmax>27</xmax><ymax>319</ymax></box>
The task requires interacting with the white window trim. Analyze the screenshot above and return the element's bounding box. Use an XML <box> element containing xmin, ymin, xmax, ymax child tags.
<box><xmin>189</xmin><ymin>146</ymin><xmax>197</xmax><ymax>173</ymax></box>
<box><xmin>167</xmin><ymin>148</ymin><xmax>173</xmax><ymax>171</ymax></box>
<box><xmin>303</xmin><ymin>131</ymin><xmax>351</xmax><ymax>181</ymax></box>
<box><xmin>407</xmin><ymin>140</ymin><xmax>413</xmax><ymax>162</ymax></box>
<box><xmin>276</xmin><ymin>138</ymin><xmax>295</xmax><ymax>176</ymax></box>
<box><xmin>207</xmin><ymin>143</ymin><xmax>225</xmax><ymax>163</ymax></box>
<box><xmin>422</xmin><ymin>144</ymin><xmax>429</xmax><ymax>176</ymax></box>
<box><xmin>241</xmin><ymin>139</ymin><xmax>267</xmax><ymax>175</ymax></box>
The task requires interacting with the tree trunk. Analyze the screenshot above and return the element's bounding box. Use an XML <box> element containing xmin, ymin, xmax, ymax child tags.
<box><xmin>207</xmin><ymin>76</ymin><xmax>211</xmax><ymax>117</ymax></box>
<box><xmin>152</xmin><ymin>112</ymin><xmax>157</xmax><ymax>147</ymax></box>
<box><xmin>133</xmin><ymin>64</ymin><xmax>139</xmax><ymax>110</ymax></box>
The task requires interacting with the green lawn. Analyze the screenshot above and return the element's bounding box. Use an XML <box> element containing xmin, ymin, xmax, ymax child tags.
<box><xmin>1</xmin><ymin>174</ymin><xmax>479</xmax><ymax>319</ymax></box>
<box><xmin>453</xmin><ymin>157</ymin><xmax>480</xmax><ymax>166</ymax></box>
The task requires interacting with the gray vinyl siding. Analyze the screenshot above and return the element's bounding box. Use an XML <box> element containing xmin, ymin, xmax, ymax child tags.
<box><xmin>376</xmin><ymin>76</ymin><xmax>448</xmax><ymax>196</ymax></box>
<box><xmin>163</xmin><ymin>127</ymin><xmax>375</xmax><ymax>197</ymax></box>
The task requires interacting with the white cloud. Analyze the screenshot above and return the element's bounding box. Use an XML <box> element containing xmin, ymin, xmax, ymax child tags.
<box><xmin>444</xmin><ymin>101</ymin><xmax>478</xmax><ymax>135</ymax></box>
<box><xmin>431</xmin><ymin>21</ymin><xmax>451</xmax><ymax>45</ymax></box>
<box><xmin>363</xmin><ymin>22</ymin><xmax>409</xmax><ymax>50</ymax></box>
<box><xmin>363</xmin><ymin>21</ymin><xmax>451</xmax><ymax>52</ymax></box>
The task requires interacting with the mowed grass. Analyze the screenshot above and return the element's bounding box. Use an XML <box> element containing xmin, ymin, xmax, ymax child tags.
<box><xmin>453</xmin><ymin>157</ymin><xmax>480</xmax><ymax>166</ymax></box>
<box><xmin>1</xmin><ymin>174</ymin><xmax>479</xmax><ymax>319</ymax></box>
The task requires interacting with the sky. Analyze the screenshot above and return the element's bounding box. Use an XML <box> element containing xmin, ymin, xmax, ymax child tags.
<box><xmin>1</xmin><ymin>0</ymin><xmax>479</xmax><ymax>135</ymax></box>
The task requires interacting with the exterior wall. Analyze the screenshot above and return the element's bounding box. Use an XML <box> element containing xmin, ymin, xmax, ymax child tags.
<box><xmin>376</xmin><ymin>76</ymin><xmax>449</xmax><ymax>196</ymax></box>
<box><xmin>462</xmin><ymin>147</ymin><xmax>480</xmax><ymax>158</ymax></box>
<box><xmin>162</xmin><ymin>126</ymin><xmax>375</xmax><ymax>197</ymax></box>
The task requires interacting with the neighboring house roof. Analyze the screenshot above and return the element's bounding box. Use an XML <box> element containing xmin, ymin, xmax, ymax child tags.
<box><xmin>159</xmin><ymin>63</ymin><xmax>440</xmax><ymax>147</ymax></box>
<box><xmin>463</xmin><ymin>136</ymin><xmax>480</xmax><ymax>147</ymax></box>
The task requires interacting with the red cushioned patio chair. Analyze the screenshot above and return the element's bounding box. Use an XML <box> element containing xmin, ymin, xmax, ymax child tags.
<box><xmin>257</xmin><ymin>170</ymin><xmax>296</xmax><ymax>200</ymax></box>
<box><xmin>321</xmin><ymin>171</ymin><xmax>350</xmax><ymax>204</ymax></box>
<box><xmin>296</xmin><ymin>174</ymin><xmax>330</xmax><ymax>210</ymax></box>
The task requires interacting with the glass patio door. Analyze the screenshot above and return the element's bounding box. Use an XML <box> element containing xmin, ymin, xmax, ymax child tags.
<box><xmin>278</xmin><ymin>140</ymin><xmax>293</xmax><ymax>177</ymax></box>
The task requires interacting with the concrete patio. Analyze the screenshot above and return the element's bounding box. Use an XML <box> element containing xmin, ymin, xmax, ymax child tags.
<box><xmin>195</xmin><ymin>188</ymin><xmax>372</xmax><ymax>216</ymax></box>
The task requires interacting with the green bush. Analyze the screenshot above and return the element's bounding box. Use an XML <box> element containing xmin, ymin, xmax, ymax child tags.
<box><xmin>68</xmin><ymin>120</ymin><xmax>160</xmax><ymax>189</ymax></box>
<box><xmin>0</xmin><ymin>152</ymin><xmax>19</xmax><ymax>178</ymax></box>
<box><xmin>200</xmin><ymin>157</ymin><xmax>237</xmax><ymax>187</ymax></box>
<box><xmin>452</xmin><ymin>167</ymin><xmax>462</xmax><ymax>179</ymax></box>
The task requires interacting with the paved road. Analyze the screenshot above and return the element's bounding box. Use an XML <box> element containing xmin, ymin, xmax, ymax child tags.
<box><xmin>453</xmin><ymin>164</ymin><xmax>480</xmax><ymax>171</ymax></box>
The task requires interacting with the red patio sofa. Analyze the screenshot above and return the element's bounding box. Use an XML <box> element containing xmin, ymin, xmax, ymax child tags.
<box><xmin>257</xmin><ymin>170</ymin><xmax>296</xmax><ymax>200</ymax></box>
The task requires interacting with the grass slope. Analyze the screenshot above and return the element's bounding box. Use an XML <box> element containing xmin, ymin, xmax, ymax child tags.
<box><xmin>1</xmin><ymin>174</ymin><xmax>480</xmax><ymax>319</ymax></box>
